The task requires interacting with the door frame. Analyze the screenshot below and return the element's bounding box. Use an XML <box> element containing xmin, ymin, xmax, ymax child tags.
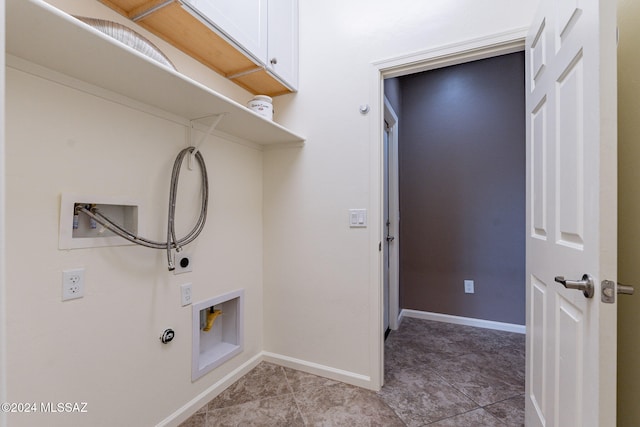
<box><xmin>368</xmin><ymin>28</ymin><xmax>529</xmax><ymax>388</ymax></box>
<box><xmin>383</xmin><ymin>97</ymin><xmax>400</xmax><ymax>331</ymax></box>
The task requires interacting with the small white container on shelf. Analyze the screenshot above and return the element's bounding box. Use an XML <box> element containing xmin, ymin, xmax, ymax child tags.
<box><xmin>247</xmin><ymin>95</ymin><xmax>273</xmax><ymax>120</ymax></box>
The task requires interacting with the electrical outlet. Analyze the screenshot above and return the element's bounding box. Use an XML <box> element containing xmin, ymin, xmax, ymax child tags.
<box><xmin>62</xmin><ymin>268</ymin><xmax>85</xmax><ymax>301</ymax></box>
<box><xmin>173</xmin><ymin>252</ymin><xmax>192</xmax><ymax>275</ymax></box>
<box><xmin>464</xmin><ymin>280</ymin><xmax>474</xmax><ymax>294</ymax></box>
<box><xmin>180</xmin><ymin>283</ymin><xmax>192</xmax><ymax>306</ymax></box>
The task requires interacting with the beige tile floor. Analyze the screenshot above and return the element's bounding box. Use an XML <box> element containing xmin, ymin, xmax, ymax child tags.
<box><xmin>180</xmin><ymin>317</ymin><xmax>525</xmax><ymax>426</ymax></box>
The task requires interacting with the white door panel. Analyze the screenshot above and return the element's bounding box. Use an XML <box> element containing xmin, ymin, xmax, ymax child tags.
<box><xmin>532</xmin><ymin>98</ymin><xmax>548</xmax><ymax>239</ymax></box>
<box><xmin>529</xmin><ymin>276</ymin><xmax>547</xmax><ymax>423</ymax></box>
<box><xmin>556</xmin><ymin>53</ymin><xmax>584</xmax><ymax>248</ymax></box>
<box><xmin>525</xmin><ymin>0</ymin><xmax>617</xmax><ymax>426</ymax></box>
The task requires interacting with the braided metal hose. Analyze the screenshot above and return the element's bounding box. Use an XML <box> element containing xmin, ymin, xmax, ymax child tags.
<box><xmin>76</xmin><ymin>147</ymin><xmax>208</xmax><ymax>271</ymax></box>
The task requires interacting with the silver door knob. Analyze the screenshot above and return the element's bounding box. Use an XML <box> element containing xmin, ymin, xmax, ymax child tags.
<box><xmin>270</xmin><ymin>57</ymin><xmax>277</xmax><ymax>65</ymax></box>
<box><xmin>554</xmin><ymin>274</ymin><xmax>595</xmax><ymax>298</ymax></box>
<box><xmin>386</xmin><ymin>235</ymin><xmax>395</xmax><ymax>242</ymax></box>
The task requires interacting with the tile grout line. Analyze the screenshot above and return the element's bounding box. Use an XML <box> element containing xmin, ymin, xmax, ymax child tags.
<box><xmin>424</xmin><ymin>359</ymin><xmax>484</xmax><ymax>409</ymax></box>
<box><xmin>419</xmin><ymin>348</ymin><xmax>524</xmax><ymax>411</ymax></box>
<box><xmin>199</xmin><ymin>364</ymin><xmax>297</xmax><ymax>420</ymax></box>
<box><xmin>425</xmin><ymin>406</ymin><xmax>509</xmax><ymax>426</ymax></box>
<box><xmin>282</xmin><ymin>365</ymin><xmax>309</xmax><ymax>426</ymax></box>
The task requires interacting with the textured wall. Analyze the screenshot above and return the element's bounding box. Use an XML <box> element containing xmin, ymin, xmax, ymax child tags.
<box><xmin>397</xmin><ymin>52</ymin><xmax>526</xmax><ymax>325</ymax></box>
<box><xmin>617</xmin><ymin>0</ymin><xmax>640</xmax><ymax>423</ymax></box>
<box><xmin>384</xmin><ymin>78</ymin><xmax>402</xmax><ymax>119</ymax></box>
<box><xmin>0</xmin><ymin>1</ymin><xmax>6</xmax><ymax>424</ymax></box>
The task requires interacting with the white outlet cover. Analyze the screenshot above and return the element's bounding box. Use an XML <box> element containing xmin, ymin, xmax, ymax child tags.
<box><xmin>464</xmin><ymin>280</ymin><xmax>474</xmax><ymax>294</ymax></box>
<box><xmin>174</xmin><ymin>253</ymin><xmax>193</xmax><ymax>275</ymax></box>
<box><xmin>62</xmin><ymin>268</ymin><xmax>85</xmax><ymax>301</ymax></box>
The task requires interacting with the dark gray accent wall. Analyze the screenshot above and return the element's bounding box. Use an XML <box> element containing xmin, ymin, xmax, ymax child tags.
<box><xmin>384</xmin><ymin>77</ymin><xmax>402</xmax><ymax>118</ymax></box>
<box><xmin>398</xmin><ymin>52</ymin><xmax>525</xmax><ymax>325</ymax></box>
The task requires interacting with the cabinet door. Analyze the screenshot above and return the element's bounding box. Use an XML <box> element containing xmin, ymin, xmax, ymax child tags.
<box><xmin>267</xmin><ymin>0</ymin><xmax>298</xmax><ymax>90</ymax></box>
<box><xmin>183</xmin><ymin>0</ymin><xmax>268</xmax><ymax>63</ymax></box>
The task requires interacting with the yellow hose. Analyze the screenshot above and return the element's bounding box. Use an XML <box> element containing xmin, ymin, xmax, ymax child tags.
<box><xmin>203</xmin><ymin>309</ymin><xmax>222</xmax><ymax>331</ymax></box>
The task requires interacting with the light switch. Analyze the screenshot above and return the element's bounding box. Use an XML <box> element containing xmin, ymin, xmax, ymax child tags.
<box><xmin>351</xmin><ymin>212</ymin><xmax>358</xmax><ymax>224</ymax></box>
<box><xmin>349</xmin><ymin>209</ymin><xmax>367</xmax><ymax>228</ymax></box>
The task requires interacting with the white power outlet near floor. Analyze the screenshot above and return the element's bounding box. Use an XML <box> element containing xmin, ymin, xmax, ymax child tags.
<box><xmin>464</xmin><ymin>280</ymin><xmax>474</xmax><ymax>294</ymax></box>
<box><xmin>62</xmin><ymin>268</ymin><xmax>85</xmax><ymax>301</ymax></box>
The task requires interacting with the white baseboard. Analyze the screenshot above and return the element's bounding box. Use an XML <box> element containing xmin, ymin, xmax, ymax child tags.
<box><xmin>261</xmin><ymin>351</ymin><xmax>374</xmax><ymax>390</ymax></box>
<box><xmin>401</xmin><ymin>309</ymin><xmax>526</xmax><ymax>334</ymax></box>
<box><xmin>156</xmin><ymin>353</ymin><xmax>263</xmax><ymax>427</ymax></box>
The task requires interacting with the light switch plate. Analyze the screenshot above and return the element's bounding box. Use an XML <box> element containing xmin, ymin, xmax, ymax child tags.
<box><xmin>181</xmin><ymin>283</ymin><xmax>192</xmax><ymax>306</ymax></box>
<box><xmin>349</xmin><ymin>209</ymin><xmax>367</xmax><ymax>228</ymax></box>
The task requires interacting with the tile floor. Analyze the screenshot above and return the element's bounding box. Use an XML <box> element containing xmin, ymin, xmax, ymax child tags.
<box><xmin>179</xmin><ymin>317</ymin><xmax>525</xmax><ymax>426</ymax></box>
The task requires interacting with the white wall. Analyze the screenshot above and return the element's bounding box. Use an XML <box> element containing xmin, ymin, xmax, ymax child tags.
<box><xmin>617</xmin><ymin>0</ymin><xmax>640</xmax><ymax>424</ymax></box>
<box><xmin>264</xmin><ymin>0</ymin><xmax>538</xmax><ymax>389</ymax></box>
<box><xmin>5</xmin><ymin>1</ymin><xmax>264</xmax><ymax>426</ymax></box>
<box><xmin>4</xmin><ymin>0</ymin><xmax>539</xmax><ymax>424</ymax></box>
<box><xmin>5</xmin><ymin>68</ymin><xmax>264</xmax><ymax>426</ymax></box>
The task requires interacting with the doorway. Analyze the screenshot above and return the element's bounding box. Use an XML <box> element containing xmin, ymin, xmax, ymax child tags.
<box><xmin>372</xmin><ymin>30</ymin><xmax>528</xmax><ymax>389</ymax></box>
<box><xmin>385</xmin><ymin>51</ymin><xmax>526</xmax><ymax>326</ymax></box>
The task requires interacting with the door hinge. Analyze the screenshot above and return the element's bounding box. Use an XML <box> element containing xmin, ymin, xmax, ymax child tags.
<box><xmin>379</xmin><ymin>242</ymin><xmax>382</xmax><ymax>251</ymax></box>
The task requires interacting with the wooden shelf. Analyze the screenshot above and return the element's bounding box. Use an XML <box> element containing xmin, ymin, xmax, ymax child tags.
<box><xmin>99</xmin><ymin>0</ymin><xmax>293</xmax><ymax>97</ymax></box>
<box><xmin>6</xmin><ymin>0</ymin><xmax>304</xmax><ymax>146</ymax></box>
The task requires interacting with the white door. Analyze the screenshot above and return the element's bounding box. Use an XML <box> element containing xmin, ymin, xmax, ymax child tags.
<box><xmin>525</xmin><ymin>0</ymin><xmax>617</xmax><ymax>425</ymax></box>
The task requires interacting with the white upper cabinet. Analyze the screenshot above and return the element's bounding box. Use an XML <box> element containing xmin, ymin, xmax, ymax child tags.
<box><xmin>182</xmin><ymin>0</ymin><xmax>298</xmax><ymax>91</ymax></box>
<box><xmin>267</xmin><ymin>0</ymin><xmax>299</xmax><ymax>89</ymax></box>
<box><xmin>182</xmin><ymin>0</ymin><xmax>268</xmax><ymax>63</ymax></box>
